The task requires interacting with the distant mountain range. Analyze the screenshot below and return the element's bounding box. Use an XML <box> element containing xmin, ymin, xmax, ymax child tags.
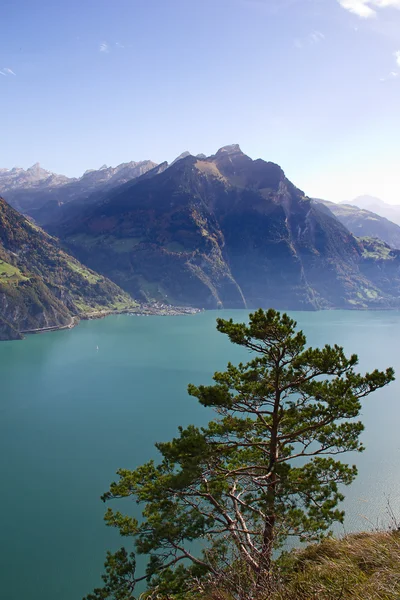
<box><xmin>0</xmin><ymin>160</ymin><xmax>157</xmax><ymax>225</ymax></box>
<box><xmin>344</xmin><ymin>196</ymin><xmax>400</xmax><ymax>227</ymax></box>
<box><xmin>314</xmin><ymin>199</ymin><xmax>400</xmax><ymax>250</ymax></box>
<box><xmin>2</xmin><ymin>145</ymin><xmax>400</xmax><ymax>339</ymax></box>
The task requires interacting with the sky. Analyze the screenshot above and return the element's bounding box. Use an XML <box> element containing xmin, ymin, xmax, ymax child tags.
<box><xmin>1</xmin><ymin>0</ymin><xmax>400</xmax><ymax>203</ymax></box>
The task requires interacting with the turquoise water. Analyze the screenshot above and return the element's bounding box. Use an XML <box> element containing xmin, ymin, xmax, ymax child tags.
<box><xmin>1</xmin><ymin>311</ymin><xmax>400</xmax><ymax>600</ymax></box>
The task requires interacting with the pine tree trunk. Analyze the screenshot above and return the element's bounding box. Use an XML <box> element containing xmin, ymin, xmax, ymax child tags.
<box><xmin>257</xmin><ymin>474</ymin><xmax>276</xmax><ymax>587</ymax></box>
<box><xmin>256</xmin><ymin>366</ymin><xmax>280</xmax><ymax>589</ymax></box>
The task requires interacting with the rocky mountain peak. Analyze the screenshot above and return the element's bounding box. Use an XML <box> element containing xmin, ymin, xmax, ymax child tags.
<box><xmin>171</xmin><ymin>151</ymin><xmax>192</xmax><ymax>166</ymax></box>
<box><xmin>216</xmin><ymin>144</ymin><xmax>242</xmax><ymax>156</ymax></box>
<box><xmin>27</xmin><ymin>162</ymin><xmax>42</xmax><ymax>172</ymax></box>
<box><xmin>26</xmin><ymin>163</ymin><xmax>54</xmax><ymax>181</ymax></box>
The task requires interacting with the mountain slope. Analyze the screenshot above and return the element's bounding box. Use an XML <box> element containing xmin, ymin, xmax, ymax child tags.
<box><xmin>314</xmin><ymin>199</ymin><xmax>400</xmax><ymax>249</ymax></box>
<box><xmin>52</xmin><ymin>145</ymin><xmax>399</xmax><ymax>311</ymax></box>
<box><xmin>0</xmin><ymin>197</ymin><xmax>136</xmax><ymax>340</ymax></box>
<box><xmin>0</xmin><ymin>160</ymin><xmax>158</xmax><ymax>225</ymax></box>
<box><xmin>345</xmin><ymin>196</ymin><xmax>400</xmax><ymax>226</ymax></box>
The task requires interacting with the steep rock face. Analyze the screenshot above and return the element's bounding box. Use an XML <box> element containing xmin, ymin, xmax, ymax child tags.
<box><xmin>0</xmin><ymin>197</ymin><xmax>136</xmax><ymax>340</ymax></box>
<box><xmin>52</xmin><ymin>146</ymin><xmax>397</xmax><ymax>310</ymax></box>
<box><xmin>0</xmin><ymin>315</ymin><xmax>23</xmax><ymax>341</ymax></box>
<box><xmin>1</xmin><ymin>160</ymin><xmax>158</xmax><ymax>225</ymax></box>
<box><xmin>210</xmin><ymin>149</ymin><xmax>371</xmax><ymax>309</ymax></box>
<box><xmin>314</xmin><ymin>199</ymin><xmax>400</xmax><ymax>250</ymax></box>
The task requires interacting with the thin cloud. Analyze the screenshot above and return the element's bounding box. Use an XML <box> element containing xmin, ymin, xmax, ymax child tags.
<box><xmin>309</xmin><ymin>30</ymin><xmax>325</xmax><ymax>43</ymax></box>
<box><xmin>99</xmin><ymin>42</ymin><xmax>109</xmax><ymax>53</ymax></box>
<box><xmin>294</xmin><ymin>30</ymin><xmax>325</xmax><ymax>49</ymax></box>
<box><xmin>380</xmin><ymin>70</ymin><xmax>399</xmax><ymax>81</ymax></box>
<box><xmin>115</xmin><ymin>42</ymin><xmax>125</xmax><ymax>48</ymax></box>
<box><xmin>379</xmin><ymin>52</ymin><xmax>400</xmax><ymax>80</ymax></box>
<box><xmin>338</xmin><ymin>0</ymin><xmax>400</xmax><ymax>18</ymax></box>
<box><xmin>0</xmin><ymin>67</ymin><xmax>16</xmax><ymax>76</ymax></box>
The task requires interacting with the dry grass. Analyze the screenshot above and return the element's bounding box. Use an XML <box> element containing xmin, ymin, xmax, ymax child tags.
<box><xmin>194</xmin><ymin>160</ymin><xmax>227</xmax><ymax>182</ymax></box>
<box><xmin>161</xmin><ymin>531</ymin><xmax>400</xmax><ymax>600</ymax></box>
<box><xmin>270</xmin><ymin>531</ymin><xmax>400</xmax><ymax>600</ymax></box>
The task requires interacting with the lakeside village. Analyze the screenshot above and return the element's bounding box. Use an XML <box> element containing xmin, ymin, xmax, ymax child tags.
<box><xmin>130</xmin><ymin>302</ymin><xmax>202</xmax><ymax>316</ymax></box>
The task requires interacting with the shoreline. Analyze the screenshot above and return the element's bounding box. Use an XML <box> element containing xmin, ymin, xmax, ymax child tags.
<box><xmin>18</xmin><ymin>304</ymin><xmax>203</xmax><ymax>338</ymax></box>
<box><xmin>20</xmin><ymin>315</ymin><xmax>78</xmax><ymax>335</ymax></box>
<box><xmin>80</xmin><ymin>303</ymin><xmax>202</xmax><ymax>321</ymax></box>
<box><xmin>13</xmin><ymin>304</ymin><xmax>400</xmax><ymax>340</ymax></box>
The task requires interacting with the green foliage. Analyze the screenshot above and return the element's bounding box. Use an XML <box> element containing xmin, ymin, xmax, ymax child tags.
<box><xmin>359</xmin><ymin>237</ymin><xmax>394</xmax><ymax>260</ymax></box>
<box><xmin>90</xmin><ymin>309</ymin><xmax>394</xmax><ymax>599</ymax></box>
<box><xmin>0</xmin><ymin>259</ymin><xmax>28</xmax><ymax>283</ymax></box>
<box><xmin>84</xmin><ymin>548</ymin><xmax>136</xmax><ymax>600</ymax></box>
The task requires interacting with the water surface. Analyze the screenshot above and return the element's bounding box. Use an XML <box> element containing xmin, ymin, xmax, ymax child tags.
<box><xmin>1</xmin><ymin>311</ymin><xmax>399</xmax><ymax>599</ymax></box>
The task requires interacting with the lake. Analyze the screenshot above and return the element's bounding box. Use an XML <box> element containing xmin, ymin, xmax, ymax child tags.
<box><xmin>1</xmin><ymin>310</ymin><xmax>399</xmax><ymax>600</ymax></box>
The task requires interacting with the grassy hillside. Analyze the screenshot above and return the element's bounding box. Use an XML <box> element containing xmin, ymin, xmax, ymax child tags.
<box><xmin>0</xmin><ymin>196</ymin><xmax>137</xmax><ymax>339</ymax></box>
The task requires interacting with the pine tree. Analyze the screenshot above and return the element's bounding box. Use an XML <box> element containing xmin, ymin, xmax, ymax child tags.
<box><xmin>86</xmin><ymin>309</ymin><xmax>394</xmax><ymax>599</ymax></box>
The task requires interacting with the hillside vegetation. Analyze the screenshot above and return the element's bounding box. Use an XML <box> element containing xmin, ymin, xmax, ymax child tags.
<box><xmin>0</xmin><ymin>196</ymin><xmax>137</xmax><ymax>339</ymax></box>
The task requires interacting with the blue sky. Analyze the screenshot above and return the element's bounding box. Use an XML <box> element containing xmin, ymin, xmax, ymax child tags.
<box><xmin>1</xmin><ymin>0</ymin><xmax>400</xmax><ymax>203</ymax></box>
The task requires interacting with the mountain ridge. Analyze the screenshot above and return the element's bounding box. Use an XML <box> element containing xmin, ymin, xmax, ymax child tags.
<box><xmin>344</xmin><ymin>195</ymin><xmax>400</xmax><ymax>226</ymax></box>
<box><xmin>50</xmin><ymin>146</ymin><xmax>400</xmax><ymax>311</ymax></box>
<box><xmin>314</xmin><ymin>198</ymin><xmax>400</xmax><ymax>250</ymax></box>
<box><xmin>0</xmin><ymin>159</ymin><xmax>158</xmax><ymax>224</ymax></box>
<box><xmin>4</xmin><ymin>146</ymin><xmax>400</xmax><ymax>320</ymax></box>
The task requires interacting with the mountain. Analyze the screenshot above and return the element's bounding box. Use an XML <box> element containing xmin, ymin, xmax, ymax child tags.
<box><xmin>0</xmin><ymin>196</ymin><xmax>136</xmax><ymax>340</ymax></box>
<box><xmin>0</xmin><ymin>163</ymin><xmax>70</xmax><ymax>191</ymax></box>
<box><xmin>51</xmin><ymin>145</ymin><xmax>400</xmax><ymax>311</ymax></box>
<box><xmin>345</xmin><ymin>196</ymin><xmax>400</xmax><ymax>226</ymax></box>
<box><xmin>314</xmin><ymin>199</ymin><xmax>400</xmax><ymax>250</ymax></box>
<box><xmin>171</xmin><ymin>151</ymin><xmax>192</xmax><ymax>165</ymax></box>
<box><xmin>0</xmin><ymin>160</ymin><xmax>157</xmax><ymax>225</ymax></box>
